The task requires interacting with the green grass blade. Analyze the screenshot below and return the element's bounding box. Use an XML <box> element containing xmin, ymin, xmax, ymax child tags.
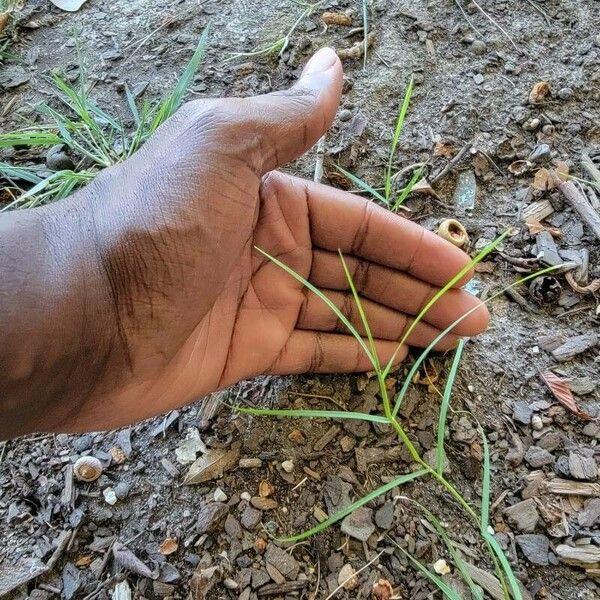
<box><xmin>385</xmin><ymin>76</ymin><xmax>414</xmax><ymax>200</ymax></box>
<box><xmin>234</xmin><ymin>406</ymin><xmax>390</xmax><ymax>424</ymax></box>
<box><xmin>390</xmin><ymin>538</ymin><xmax>462</xmax><ymax>600</ymax></box>
<box><xmin>255</xmin><ymin>246</ymin><xmax>375</xmax><ymax>364</ymax></box>
<box><xmin>384</xmin><ymin>231</ymin><xmax>510</xmax><ymax>379</ymax></box>
<box><xmin>125</xmin><ymin>84</ymin><xmax>142</xmax><ymax>127</ymax></box>
<box><xmin>279</xmin><ymin>469</ymin><xmax>427</xmax><ymax>542</ymax></box>
<box><xmin>391</xmin><ymin>165</ymin><xmax>424</xmax><ymax>211</ymax></box>
<box><xmin>480</xmin><ymin>426</ymin><xmax>491</xmax><ymax>532</ymax></box>
<box><xmin>391</xmin><ymin>263</ymin><xmax>561</xmax><ymax>419</ymax></box>
<box><xmin>152</xmin><ymin>26</ymin><xmax>209</xmax><ymax>130</ymax></box>
<box><xmin>400</xmin><ymin>499</ymin><xmax>483</xmax><ymax>600</ymax></box>
<box><xmin>335</xmin><ymin>165</ymin><xmax>388</xmax><ymax>204</ymax></box>
<box><xmin>0</xmin><ymin>131</ymin><xmax>63</xmax><ymax>148</ymax></box>
<box><xmin>436</xmin><ymin>340</ymin><xmax>465</xmax><ymax>475</ymax></box>
<box><xmin>338</xmin><ymin>251</ymin><xmax>379</xmax><ymax>370</ymax></box>
<box><xmin>483</xmin><ymin>532</ymin><xmax>523</xmax><ymax>600</ymax></box>
<box><xmin>0</xmin><ymin>163</ymin><xmax>43</xmax><ymax>184</ymax></box>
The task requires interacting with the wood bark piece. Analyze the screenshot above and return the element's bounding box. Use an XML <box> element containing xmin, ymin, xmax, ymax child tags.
<box><xmin>551</xmin><ymin>171</ymin><xmax>600</xmax><ymax>241</ymax></box>
<box><xmin>551</xmin><ymin>333</ymin><xmax>599</xmax><ymax>362</ymax></box>
<box><xmin>546</xmin><ymin>478</ymin><xmax>600</xmax><ymax>497</ymax></box>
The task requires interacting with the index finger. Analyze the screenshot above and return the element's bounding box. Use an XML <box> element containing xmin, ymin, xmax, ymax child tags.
<box><xmin>300</xmin><ymin>177</ymin><xmax>474</xmax><ymax>287</ymax></box>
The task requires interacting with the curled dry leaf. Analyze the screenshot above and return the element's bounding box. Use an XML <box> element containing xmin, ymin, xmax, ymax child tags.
<box><xmin>183</xmin><ymin>442</ymin><xmax>240</xmax><ymax>485</ymax></box>
<box><xmin>372</xmin><ymin>579</ymin><xmax>393</xmax><ymax>600</ymax></box>
<box><xmin>258</xmin><ymin>480</ymin><xmax>274</xmax><ymax>498</ymax></box>
<box><xmin>539</xmin><ymin>371</ymin><xmax>593</xmax><ymax>421</ymax></box>
<box><xmin>508</xmin><ymin>160</ymin><xmax>533</xmax><ymax>176</ymax></box>
<box><xmin>529</xmin><ymin>81</ymin><xmax>551</xmax><ymax>104</ymax></box>
<box><xmin>112</xmin><ymin>543</ymin><xmax>155</xmax><ymax>578</ymax></box>
<box><xmin>321</xmin><ymin>11</ymin><xmax>352</xmax><ymax>26</ymax></box>
<box><xmin>159</xmin><ymin>537</ymin><xmax>178</xmax><ymax>556</ymax></box>
<box><xmin>526</xmin><ymin>221</ymin><xmax>562</xmax><ymax>237</ymax></box>
<box><xmin>565</xmin><ymin>272</ymin><xmax>600</xmax><ymax>294</ymax></box>
<box><xmin>533</xmin><ymin>167</ymin><xmax>554</xmax><ymax>191</ymax></box>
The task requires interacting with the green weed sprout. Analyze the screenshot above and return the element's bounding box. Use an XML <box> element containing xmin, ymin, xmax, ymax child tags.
<box><xmin>226</xmin><ymin>0</ymin><xmax>326</xmax><ymax>61</ymax></box>
<box><xmin>235</xmin><ymin>236</ymin><xmax>560</xmax><ymax>599</ymax></box>
<box><xmin>336</xmin><ymin>77</ymin><xmax>423</xmax><ymax>212</ymax></box>
<box><xmin>0</xmin><ymin>27</ymin><xmax>209</xmax><ymax>210</ymax></box>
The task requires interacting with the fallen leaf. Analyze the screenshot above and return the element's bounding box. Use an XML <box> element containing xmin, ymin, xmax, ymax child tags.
<box><xmin>554</xmin><ymin>161</ymin><xmax>570</xmax><ymax>181</ymax></box>
<box><xmin>539</xmin><ymin>371</ymin><xmax>593</xmax><ymax>421</ymax></box>
<box><xmin>258</xmin><ymin>480</ymin><xmax>274</xmax><ymax>498</ymax></box>
<box><xmin>75</xmin><ymin>555</ymin><xmax>93</xmax><ymax>567</ymax></box>
<box><xmin>159</xmin><ymin>537</ymin><xmax>178</xmax><ymax>556</ymax></box>
<box><xmin>529</xmin><ymin>81</ymin><xmax>551</xmax><ymax>104</ymax></box>
<box><xmin>0</xmin><ymin>13</ymin><xmax>9</xmax><ymax>35</ymax></box>
<box><xmin>474</xmin><ymin>261</ymin><xmax>496</xmax><ymax>274</ymax></box>
<box><xmin>322</xmin><ymin>11</ymin><xmax>352</xmax><ymax>26</ymax></box>
<box><xmin>533</xmin><ymin>168</ymin><xmax>555</xmax><ymax>191</ymax></box>
<box><xmin>49</xmin><ymin>0</ymin><xmax>89</xmax><ymax>11</ymax></box>
<box><xmin>526</xmin><ymin>221</ymin><xmax>562</xmax><ymax>237</ymax></box>
<box><xmin>434</xmin><ymin>142</ymin><xmax>456</xmax><ymax>158</ymax></box>
<box><xmin>372</xmin><ymin>579</ymin><xmax>393</xmax><ymax>600</ymax></box>
<box><xmin>112</xmin><ymin>543</ymin><xmax>155</xmax><ymax>578</ymax></box>
<box><xmin>183</xmin><ymin>442</ymin><xmax>240</xmax><ymax>485</ymax></box>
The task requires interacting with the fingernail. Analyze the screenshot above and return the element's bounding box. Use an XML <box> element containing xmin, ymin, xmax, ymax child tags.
<box><xmin>302</xmin><ymin>47</ymin><xmax>338</xmax><ymax>77</ymax></box>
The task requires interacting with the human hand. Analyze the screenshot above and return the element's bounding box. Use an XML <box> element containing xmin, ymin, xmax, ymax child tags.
<box><xmin>0</xmin><ymin>49</ymin><xmax>488</xmax><ymax>436</ymax></box>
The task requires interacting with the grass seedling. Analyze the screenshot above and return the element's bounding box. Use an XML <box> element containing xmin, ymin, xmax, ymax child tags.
<box><xmin>235</xmin><ymin>237</ymin><xmax>560</xmax><ymax>599</ymax></box>
<box><xmin>226</xmin><ymin>0</ymin><xmax>325</xmax><ymax>61</ymax></box>
<box><xmin>0</xmin><ymin>27</ymin><xmax>209</xmax><ymax>210</ymax></box>
<box><xmin>335</xmin><ymin>77</ymin><xmax>422</xmax><ymax>212</ymax></box>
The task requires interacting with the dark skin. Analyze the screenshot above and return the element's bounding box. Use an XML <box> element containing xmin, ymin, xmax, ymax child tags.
<box><xmin>0</xmin><ymin>49</ymin><xmax>488</xmax><ymax>440</ymax></box>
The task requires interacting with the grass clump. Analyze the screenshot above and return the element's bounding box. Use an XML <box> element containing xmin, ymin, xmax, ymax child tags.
<box><xmin>235</xmin><ymin>237</ymin><xmax>559</xmax><ymax>599</ymax></box>
<box><xmin>0</xmin><ymin>27</ymin><xmax>209</xmax><ymax>210</ymax></box>
<box><xmin>336</xmin><ymin>76</ymin><xmax>424</xmax><ymax>213</ymax></box>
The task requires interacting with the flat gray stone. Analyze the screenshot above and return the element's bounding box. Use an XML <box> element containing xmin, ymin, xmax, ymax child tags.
<box><xmin>578</xmin><ymin>498</ymin><xmax>600</xmax><ymax>527</ymax></box>
<box><xmin>341</xmin><ymin>507</ymin><xmax>375</xmax><ymax>542</ymax></box>
<box><xmin>516</xmin><ymin>534</ymin><xmax>549</xmax><ymax>566</ymax></box>
<box><xmin>568</xmin><ymin>452</ymin><xmax>597</xmax><ymax>481</ymax></box>
<box><xmin>264</xmin><ymin>544</ymin><xmax>299</xmax><ymax>580</ymax></box>
<box><xmin>524</xmin><ymin>446</ymin><xmax>554</xmax><ymax>468</ymax></box>
<box><xmin>504</xmin><ymin>499</ymin><xmax>539</xmax><ymax>532</ymax></box>
<box><xmin>374</xmin><ymin>502</ymin><xmax>394</xmax><ymax>530</ymax></box>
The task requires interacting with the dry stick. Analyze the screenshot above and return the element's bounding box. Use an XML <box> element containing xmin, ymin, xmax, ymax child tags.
<box><xmin>470</xmin><ymin>0</ymin><xmax>520</xmax><ymax>53</ymax></box>
<box><xmin>430</xmin><ymin>140</ymin><xmax>472</xmax><ymax>184</ymax></box>
<box><xmin>314</xmin><ymin>135</ymin><xmax>326</xmax><ymax>183</ymax></box>
<box><xmin>524</xmin><ymin>0</ymin><xmax>551</xmax><ymax>27</ymax></box>
<box><xmin>550</xmin><ymin>171</ymin><xmax>600</xmax><ymax>242</ymax></box>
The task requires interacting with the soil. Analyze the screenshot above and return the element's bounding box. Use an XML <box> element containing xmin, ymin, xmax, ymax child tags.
<box><xmin>1</xmin><ymin>1</ymin><xmax>599</xmax><ymax>599</ymax></box>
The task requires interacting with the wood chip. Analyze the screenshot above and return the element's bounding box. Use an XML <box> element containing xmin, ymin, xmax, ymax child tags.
<box><xmin>522</xmin><ymin>199</ymin><xmax>554</xmax><ymax>224</ymax></box>
<box><xmin>313</xmin><ymin>425</ymin><xmax>340</xmax><ymax>451</ymax></box>
<box><xmin>545</xmin><ymin>478</ymin><xmax>600</xmax><ymax>497</ymax></box>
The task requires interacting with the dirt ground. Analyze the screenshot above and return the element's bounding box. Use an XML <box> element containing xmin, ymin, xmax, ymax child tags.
<box><xmin>1</xmin><ymin>0</ymin><xmax>599</xmax><ymax>599</ymax></box>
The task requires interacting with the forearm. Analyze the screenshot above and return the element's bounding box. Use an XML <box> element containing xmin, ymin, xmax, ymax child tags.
<box><xmin>0</xmin><ymin>186</ymin><xmax>118</xmax><ymax>439</ymax></box>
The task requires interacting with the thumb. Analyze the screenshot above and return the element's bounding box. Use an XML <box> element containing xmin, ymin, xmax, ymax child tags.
<box><xmin>235</xmin><ymin>47</ymin><xmax>343</xmax><ymax>173</ymax></box>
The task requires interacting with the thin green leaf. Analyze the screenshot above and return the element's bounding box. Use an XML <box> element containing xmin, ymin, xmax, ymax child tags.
<box><xmin>234</xmin><ymin>406</ymin><xmax>390</xmax><ymax>424</ymax></box>
<box><xmin>0</xmin><ymin>163</ymin><xmax>43</xmax><ymax>184</ymax></box>
<box><xmin>403</xmin><ymin>500</ymin><xmax>484</xmax><ymax>600</ymax></box>
<box><xmin>483</xmin><ymin>532</ymin><xmax>523</xmax><ymax>600</ymax></box>
<box><xmin>480</xmin><ymin>426</ymin><xmax>491</xmax><ymax>532</ymax></box>
<box><xmin>390</xmin><ymin>538</ymin><xmax>462</xmax><ymax>600</ymax></box>
<box><xmin>334</xmin><ymin>165</ymin><xmax>388</xmax><ymax>204</ymax></box>
<box><xmin>152</xmin><ymin>26</ymin><xmax>209</xmax><ymax>129</ymax></box>
<box><xmin>125</xmin><ymin>84</ymin><xmax>142</xmax><ymax>127</ymax></box>
<box><xmin>391</xmin><ymin>263</ymin><xmax>561</xmax><ymax>418</ymax></box>
<box><xmin>338</xmin><ymin>251</ymin><xmax>379</xmax><ymax>370</ymax></box>
<box><xmin>255</xmin><ymin>247</ymin><xmax>375</xmax><ymax>365</ymax></box>
<box><xmin>436</xmin><ymin>340</ymin><xmax>465</xmax><ymax>475</ymax></box>
<box><xmin>385</xmin><ymin>76</ymin><xmax>414</xmax><ymax>200</ymax></box>
<box><xmin>384</xmin><ymin>231</ymin><xmax>511</xmax><ymax>379</ymax></box>
<box><xmin>0</xmin><ymin>131</ymin><xmax>63</xmax><ymax>148</ymax></box>
<box><xmin>279</xmin><ymin>469</ymin><xmax>427</xmax><ymax>542</ymax></box>
<box><xmin>391</xmin><ymin>165</ymin><xmax>424</xmax><ymax>211</ymax></box>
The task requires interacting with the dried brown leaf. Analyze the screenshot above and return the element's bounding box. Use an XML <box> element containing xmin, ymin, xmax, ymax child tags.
<box><xmin>372</xmin><ymin>579</ymin><xmax>393</xmax><ymax>600</ymax></box>
<box><xmin>183</xmin><ymin>442</ymin><xmax>240</xmax><ymax>485</ymax></box>
<box><xmin>159</xmin><ymin>537</ymin><xmax>178</xmax><ymax>556</ymax></box>
<box><xmin>434</xmin><ymin>142</ymin><xmax>456</xmax><ymax>158</ymax></box>
<box><xmin>539</xmin><ymin>371</ymin><xmax>593</xmax><ymax>421</ymax></box>
<box><xmin>526</xmin><ymin>221</ymin><xmax>562</xmax><ymax>237</ymax></box>
<box><xmin>533</xmin><ymin>168</ymin><xmax>555</xmax><ymax>191</ymax></box>
<box><xmin>322</xmin><ymin>11</ymin><xmax>352</xmax><ymax>26</ymax></box>
<box><xmin>529</xmin><ymin>81</ymin><xmax>551</xmax><ymax>104</ymax></box>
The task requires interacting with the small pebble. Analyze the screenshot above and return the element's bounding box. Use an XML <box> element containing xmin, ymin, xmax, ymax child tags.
<box><xmin>471</xmin><ymin>40</ymin><xmax>487</xmax><ymax>55</ymax></box>
<box><xmin>103</xmin><ymin>487</ymin><xmax>118</xmax><ymax>506</ymax></box>
<box><xmin>531</xmin><ymin>415</ymin><xmax>543</xmax><ymax>430</ymax></box>
<box><xmin>473</xmin><ymin>73</ymin><xmax>485</xmax><ymax>85</ymax></box>
<box><xmin>556</xmin><ymin>86</ymin><xmax>573</xmax><ymax>100</ymax></box>
<box><xmin>281</xmin><ymin>460</ymin><xmax>294</xmax><ymax>473</ymax></box>
<box><xmin>338</xmin><ymin>108</ymin><xmax>353</xmax><ymax>122</ymax></box>
<box><xmin>114</xmin><ymin>481</ymin><xmax>130</xmax><ymax>500</ymax></box>
<box><xmin>240</xmin><ymin>491</ymin><xmax>251</xmax><ymax>501</ymax></box>
<box><xmin>214</xmin><ymin>487</ymin><xmax>228</xmax><ymax>502</ymax></box>
<box><xmin>239</xmin><ymin>458</ymin><xmax>262</xmax><ymax>469</ymax></box>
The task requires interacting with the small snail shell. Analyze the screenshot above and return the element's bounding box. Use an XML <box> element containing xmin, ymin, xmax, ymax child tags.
<box><xmin>437</xmin><ymin>219</ymin><xmax>469</xmax><ymax>249</ymax></box>
<box><xmin>73</xmin><ymin>456</ymin><xmax>103</xmax><ymax>482</ymax></box>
